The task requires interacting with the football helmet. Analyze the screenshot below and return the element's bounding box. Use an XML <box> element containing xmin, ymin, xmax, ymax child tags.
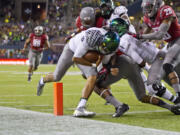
<box><xmin>110</xmin><ymin>18</ymin><xmax>129</xmax><ymax>37</ymax></box>
<box><xmin>100</xmin><ymin>0</ymin><xmax>114</xmax><ymax>19</ymax></box>
<box><xmin>141</xmin><ymin>0</ymin><xmax>164</xmax><ymax>18</ymax></box>
<box><xmin>34</xmin><ymin>26</ymin><xmax>43</xmax><ymax>36</ymax></box>
<box><xmin>114</xmin><ymin>6</ymin><xmax>128</xmax><ymax>16</ymax></box>
<box><xmin>98</xmin><ymin>31</ymin><xmax>120</xmax><ymax>55</ymax></box>
<box><xmin>80</xmin><ymin>7</ymin><xmax>95</xmax><ymax>28</ymax></box>
<box><xmin>111</xmin><ymin>6</ymin><xmax>130</xmax><ymax>24</ymax></box>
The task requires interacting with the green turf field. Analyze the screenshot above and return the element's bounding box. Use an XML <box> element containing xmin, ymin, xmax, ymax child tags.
<box><xmin>0</xmin><ymin>64</ymin><xmax>180</xmax><ymax>132</ymax></box>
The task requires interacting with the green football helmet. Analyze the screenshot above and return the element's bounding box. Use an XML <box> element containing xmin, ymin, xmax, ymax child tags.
<box><xmin>98</xmin><ymin>31</ymin><xmax>120</xmax><ymax>55</ymax></box>
<box><xmin>100</xmin><ymin>0</ymin><xmax>114</xmax><ymax>19</ymax></box>
<box><xmin>110</xmin><ymin>18</ymin><xmax>129</xmax><ymax>37</ymax></box>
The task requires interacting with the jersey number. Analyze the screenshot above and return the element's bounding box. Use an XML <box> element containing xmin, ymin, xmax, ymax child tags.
<box><xmin>33</xmin><ymin>39</ymin><xmax>41</xmax><ymax>47</ymax></box>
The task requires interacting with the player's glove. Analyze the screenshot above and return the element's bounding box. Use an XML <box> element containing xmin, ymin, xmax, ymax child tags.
<box><xmin>128</xmin><ymin>32</ymin><xmax>142</xmax><ymax>39</ymax></box>
<box><xmin>96</xmin><ymin>67</ymin><xmax>109</xmax><ymax>84</ymax></box>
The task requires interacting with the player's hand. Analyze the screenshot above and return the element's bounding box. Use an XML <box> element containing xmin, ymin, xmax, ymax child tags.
<box><xmin>64</xmin><ymin>35</ymin><xmax>72</xmax><ymax>43</ymax></box>
<box><xmin>21</xmin><ymin>48</ymin><xmax>26</xmax><ymax>53</ymax></box>
<box><xmin>96</xmin><ymin>55</ymin><xmax>103</xmax><ymax>66</ymax></box>
<box><xmin>111</xmin><ymin>68</ymin><xmax>119</xmax><ymax>76</ymax></box>
<box><xmin>97</xmin><ymin>67</ymin><xmax>108</xmax><ymax>83</ymax></box>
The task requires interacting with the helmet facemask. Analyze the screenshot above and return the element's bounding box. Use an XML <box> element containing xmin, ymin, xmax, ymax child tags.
<box><xmin>80</xmin><ymin>7</ymin><xmax>95</xmax><ymax>29</ymax></box>
<box><xmin>142</xmin><ymin>0</ymin><xmax>158</xmax><ymax>18</ymax></box>
<box><xmin>34</xmin><ymin>26</ymin><xmax>43</xmax><ymax>36</ymax></box>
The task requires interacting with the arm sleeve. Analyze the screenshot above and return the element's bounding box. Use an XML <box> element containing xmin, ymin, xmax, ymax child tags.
<box><xmin>141</xmin><ymin>23</ymin><xmax>170</xmax><ymax>40</ymax></box>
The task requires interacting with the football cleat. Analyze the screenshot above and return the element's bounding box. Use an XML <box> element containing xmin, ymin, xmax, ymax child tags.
<box><xmin>104</xmin><ymin>101</ymin><xmax>111</xmax><ymax>105</ymax></box>
<box><xmin>37</xmin><ymin>79</ymin><xmax>45</xmax><ymax>96</ymax></box>
<box><xmin>171</xmin><ymin>105</ymin><xmax>180</xmax><ymax>115</ymax></box>
<box><xmin>174</xmin><ymin>93</ymin><xmax>180</xmax><ymax>106</ymax></box>
<box><xmin>27</xmin><ymin>75</ymin><xmax>32</xmax><ymax>82</ymax></box>
<box><xmin>73</xmin><ymin>107</ymin><xmax>96</xmax><ymax>117</ymax></box>
<box><xmin>113</xmin><ymin>104</ymin><xmax>129</xmax><ymax>117</ymax></box>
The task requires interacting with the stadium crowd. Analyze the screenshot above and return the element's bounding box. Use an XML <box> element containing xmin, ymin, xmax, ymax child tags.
<box><xmin>0</xmin><ymin>0</ymin><xmax>179</xmax><ymax>59</ymax></box>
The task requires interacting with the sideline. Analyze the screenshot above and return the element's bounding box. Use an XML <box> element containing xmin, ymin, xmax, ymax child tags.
<box><xmin>0</xmin><ymin>106</ymin><xmax>180</xmax><ymax>135</ymax></box>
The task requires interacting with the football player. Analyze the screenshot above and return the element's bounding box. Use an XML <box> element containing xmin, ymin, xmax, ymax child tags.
<box><xmin>37</xmin><ymin>27</ymin><xmax>120</xmax><ymax>117</ymax></box>
<box><xmin>138</xmin><ymin>0</ymin><xmax>180</xmax><ymax>99</ymax></box>
<box><xmin>65</xmin><ymin>7</ymin><xmax>106</xmax><ymax>43</ymax></box>
<box><xmin>95</xmin><ymin>54</ymin><xmax>180</xmax><ymax>116</ymax></box>
<box><xmin>22</xmin><ymin>26</ymin><xmax>50</xmax><ymax>82</ymax></box>
<box><xmin>108</xmin><ymin>7</ymin><xmax>180</xmax><ymax>105</ymax></box>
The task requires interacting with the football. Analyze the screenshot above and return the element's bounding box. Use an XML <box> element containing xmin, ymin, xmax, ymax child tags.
<box><xmin>83</xmin><ymin>51</ymin><xmax>101</xmax><ymax>63</ymax></box>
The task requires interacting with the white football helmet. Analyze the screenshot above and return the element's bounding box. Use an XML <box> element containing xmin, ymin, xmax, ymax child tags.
<box><xmin>80</xmin><ymin>7</ymin><xmax>95</xmax><ymax>28</ymax></box>
<box><xmin>110</xmin><ymin>6</ymin><xmax>130</xmax><ymax>25</ymax></box>
<box><xmin>34</xmin><ymin>26</ymin><xmax>43</xmax><ymax>36</ymax></box>
<box><xmin>141</xmin><ymin>0</ymin><xmax>164</xmax><ymax>18</ymax></box>
<box><xmin>113</xmin><ymin>6</ymin><xmax>128</xmax><ymax>16</ymax></box>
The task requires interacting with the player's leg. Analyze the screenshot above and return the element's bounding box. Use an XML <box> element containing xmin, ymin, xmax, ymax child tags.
<box><xmin>162</xmin><ymin>38</ymin><xmax>180</xmax><ymax>100</ymax></box>
<box><xmin>34</xmin><ymin>52</ymin><xmax>42</xmax><ymax>71</ymax></box>
<box><xmin>127</xmin><ymin>62</ymin><xmax>180</xmax><ymax>114</ymax></box>
<box><xmin>37</xmin><ymin>44</ymin><xmax>74</xmax><ymax>96</ymax></box>
<box><xmin>27</xmin><ymin>49</ymin><xmax>36</xmax><ymax>82</ymax></box>
<box><xmin>73</xmin><ymin>64</ymin><xmax>97</xmax><ymax>117</ymax></box>
<box><xmin>140</xmin><ymin>71</ymin><xmax>177</xmax><ymax>104</ymax></box>
<box><xmin>147</xmin><ymin>50</ymin><xmax>166</xmax><ymax>85</ymax></box>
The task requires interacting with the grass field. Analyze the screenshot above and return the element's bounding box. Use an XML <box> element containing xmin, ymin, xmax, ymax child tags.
<box><xmin>0</xmin><ymin>64</ymin><xmax>180</xmax><ymax>132</ymax></box>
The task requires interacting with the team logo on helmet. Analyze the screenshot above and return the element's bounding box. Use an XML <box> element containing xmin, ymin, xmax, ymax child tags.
<box><xmin>98</xmin><ymin>31</ymin><xmax>120</xmax><ymax>55</ymax></box>
<box><xmin>110</xmin><ymin>18</ymin><xmax>129</xmax><ymax>37</ymax></box>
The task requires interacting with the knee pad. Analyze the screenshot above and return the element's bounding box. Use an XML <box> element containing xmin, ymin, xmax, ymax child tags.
<box><xmin>163</xmin><ymin>63</ymin><xmax>174</xmax><ymax>75</ymax></box>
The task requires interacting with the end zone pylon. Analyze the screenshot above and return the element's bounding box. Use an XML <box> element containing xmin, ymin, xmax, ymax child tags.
<box><xmin>53</xmin><ymin>82</ymin><xmax>63</xmax><ymax>116</ymax></box>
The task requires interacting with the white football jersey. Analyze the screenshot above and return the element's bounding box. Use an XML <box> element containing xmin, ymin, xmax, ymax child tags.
<box><xmin>68</xmin><ymin>27</ymin><xmax>107</xmax><ymax>58</ymax></box>
<box><xmin>119</xmin><ymin>34</ymin><xmax>159</xmax><ymax>64</ymax></box>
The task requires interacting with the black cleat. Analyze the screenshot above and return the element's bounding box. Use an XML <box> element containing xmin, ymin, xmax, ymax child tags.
<box><xmin>28</xmin><ymin>75</ymin><xmax>31</xmax><ymax>82</ymax></box>
<box><xmin>174</xmin><ymin>93</ymin><xmax>180</xmax><ymax>106</ymax></box>
<box><xmin>113</xmin><ymin>104</ymin><xmax>129</xmax><ymax>117</ymax></box>
<box><xmin>171</xmin><ymin>105</ymin><xmax>180</xmax><ymax>115</ymax></box>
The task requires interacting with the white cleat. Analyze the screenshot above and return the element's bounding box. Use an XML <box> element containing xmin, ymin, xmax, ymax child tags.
<box><xmin>37</xmin><ymin>78</ymin><xmax>45</xmax><ymax>96</ymax></box>
<box><xmin>73</xmin><ymin>107</ymin><xmax>96</xmax><ymax>117</ymax></box>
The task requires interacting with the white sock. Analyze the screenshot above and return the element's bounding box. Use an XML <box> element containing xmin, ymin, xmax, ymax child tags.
<box><xmin>77</xmin><ymin>98</ymin><xmax>87</xmax><ymax>108</ymax></box>
<box><xmin>172</xmin><ymin>84</ymin><xmax>180</xmax><ymax>93</ymax></box>
<box><xmin>40</xmin><ymin>77</ymin><xmax>44</xmax><ymax>85</ymax></box>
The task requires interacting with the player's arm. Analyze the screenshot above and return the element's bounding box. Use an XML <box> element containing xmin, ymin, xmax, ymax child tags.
<box><xmin>143</xmin><ymin>25</ymin><xmax>152</xmax><ymax>34</ymax></box>
<box><xmin>141</xmin><ymin>17</ymin><xmax>175</xmax><ymax>40</ymax></box>
<box><xmin>22</xmin><ymin>38</ymin><xmax>30</xmax><ymax>52</ymax></box>
<box><xmin>43</xmin><ymin>39</ymin><xmax>50</xmax><ymax>50</ymax></box>
<box><xmin>72</xmin><ymin>44</ymin><xmax>97</xmax><ymax>67</ymax></box>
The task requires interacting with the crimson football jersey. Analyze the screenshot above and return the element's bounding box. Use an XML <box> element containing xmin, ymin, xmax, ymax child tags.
<box><xmin>29</xmin><ymin>33</ymin><xmax>48</xmax><ymax>52</ymax></box>
<box><xmin>76</xmin><ymin>15</ymin><xmax>106</xmax><ymax>31</ymax></box>
<box><xmin>143</xmin><ymin>5</ymin><xmax>180</xmax><ymax>42</ymax></box>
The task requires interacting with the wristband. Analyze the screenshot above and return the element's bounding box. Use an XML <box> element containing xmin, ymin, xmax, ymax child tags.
<box><xmin>92</xmin><ymin>63</ymin><xmax>96</xmax><ymax>67</ymax></box>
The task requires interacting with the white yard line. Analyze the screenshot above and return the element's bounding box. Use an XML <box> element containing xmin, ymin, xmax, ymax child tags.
<box><xmin>0</xmin><ymin>106</ymin><xmax>179</xmax><ymax>135</ymax></box>
<box><xmin>0</xmin><ymin>70</ymin><xmax>82</xmax><ymax>75</ymax></box>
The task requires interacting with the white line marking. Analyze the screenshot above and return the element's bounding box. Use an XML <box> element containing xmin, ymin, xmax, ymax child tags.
<box><xmin>0</xmin><ymin>106</ymin><xmax>180</xmax><ymax>135</ymax></box>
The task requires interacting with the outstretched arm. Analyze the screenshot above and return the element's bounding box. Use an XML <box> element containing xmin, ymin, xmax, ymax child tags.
<box><xmin>141</xmin><ymin>17</ymin><xmax>175</xmax><ymax>40</ymax></box>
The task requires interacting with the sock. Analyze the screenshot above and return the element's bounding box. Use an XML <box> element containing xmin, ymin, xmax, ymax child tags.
<box><xmin>172</xmin><ymin>84</ymin><xmax>180</xmax><ymax>93</ymax></box>
<box><xmin>40</xmin><ymin>77</ymin><xmax>44</xmax><ymax>85</ymax></box>
<box><xmin>105</xmin><ymin>95</ymin><xmax>122</xmax><ymax>108</ymax></box>
<box><xmin>28</xmin><ymin>72</ymin><xmax>33</xmax><ymax>77</ymax></box>
<box><xmin>162</xmin><ymin>89</ymin><xmax>176</xmax><ymax>102</ymax></box>
<box><xmin>77</xmin><ymin>98</ymin><xmax>87</xmax><ymax>108</ymax></box>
